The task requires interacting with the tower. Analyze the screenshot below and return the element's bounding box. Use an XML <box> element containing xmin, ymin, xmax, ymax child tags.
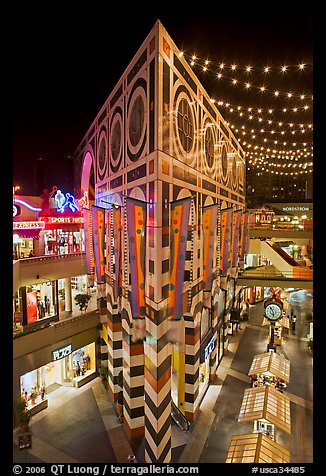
<box><xmin>74</xmin><ymin>20</ymin><xmax>246</xmax><ymax>463</ymax></box>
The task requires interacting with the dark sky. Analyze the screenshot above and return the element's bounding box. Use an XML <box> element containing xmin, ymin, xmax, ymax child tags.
<box><xmin>12</xmin><ymin>7</ymin><xmax>314</xmax><ymax>195</ymax></box>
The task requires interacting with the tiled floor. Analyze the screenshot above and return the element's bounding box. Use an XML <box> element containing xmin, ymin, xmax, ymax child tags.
<box><xmin>13</xmin><ymin>298</ymin><xmax>313</xmax><ymax>464</ymax></box>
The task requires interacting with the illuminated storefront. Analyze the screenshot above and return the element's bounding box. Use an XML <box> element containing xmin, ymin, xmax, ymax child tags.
<box><xmin>19</xmin><ymin>342</ymin><xmax>96</xmax><ymax>410</ymax></box>
<box><xmin>13</xmin><ymin>191</ymin><xmax>88</xmax><ymax>258</ymax></box>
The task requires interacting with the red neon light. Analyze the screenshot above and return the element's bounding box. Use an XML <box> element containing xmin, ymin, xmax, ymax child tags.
<box><xmin>13</xmin><ymin>221</ymin><xmax>45</xmax><ymax>230</ymax></box>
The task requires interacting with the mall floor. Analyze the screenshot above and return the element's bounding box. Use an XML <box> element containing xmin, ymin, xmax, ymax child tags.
<box><xmin>13</xmin><ymin>291</ymin><xmax>313</xmax><ymax>464</ymax></box>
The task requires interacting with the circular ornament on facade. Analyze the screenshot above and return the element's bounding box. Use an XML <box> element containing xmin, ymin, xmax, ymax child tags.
<box><xmin>97</xmin><ymin>131</ymin><xmax>108</xmax><ymax>181</ymax></box>
<box><xmin>176</xmin><ymin>96</ymin><xmax>195</xmax><ymax>154</ymax></box>
<box><xmin>127</xmin><ymin>83</ymin><xmax>147</xmax><ymax>161</ymax></box>
<box><xmin>221</xmin><ymin>143</ymin><xmax>228</xmax><ymax>183</ymax></box>
<box><xmin>204</xmin><ymin>123</ymin><xmax>216</xmax><ymax>171</ymax></box>
<box><xmin>110</xmin><ymin>108</ymin><xmax>123</xmax><ymax>173</ymax></box>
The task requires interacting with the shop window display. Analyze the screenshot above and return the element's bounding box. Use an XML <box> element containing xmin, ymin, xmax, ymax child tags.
<box><xmin>44</xmin><ymin>229</ymin><xmax>84</xmax><ymax>255</ymax></box>
<box><xmin>58</xmin><ymin>275</ymin><xmax>97</xmax><ymax>317</ymax></box>
<box><xmin>25</xmin><ymin>282</ymin><xmax>57</xmax><ymax>324</ymax></box>
<box><xmin>20</xmin><ymin>343</ymin><xmax>96</xmax><ymax>409</ymax></box>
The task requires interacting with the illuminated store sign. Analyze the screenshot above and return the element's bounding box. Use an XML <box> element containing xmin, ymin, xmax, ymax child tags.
<box><xmin>282</xmin><ymin>206</ymin><xmax>310</xmax><ymax>212</ymax></box>
<box><xmin>13</xmin><ymin>221</ymin><xmax>45</xmax><ymax>230</ymax></box>
<box><xmin>52</xmin><ymin>344</ymin><xmax>72</xmax><ymax>361</ymax></box>
<box><xmin>55</xmin><ymin>190</ymin><xmax>80</xmax><ymax>213</ymax></box>
<box><xmin>43</xmin><ymin>216</ymin><xmax>84</xmax><ymax>224</ymax></box>
<box><xmin>204</xmin><ymin>336</ymin><xmax>215</xmax><ymax>360</ymax></box>
<box><xmin>13</xmin><ymin>204</ymin><xmax>21</xmax><ymax>217</ymax></box>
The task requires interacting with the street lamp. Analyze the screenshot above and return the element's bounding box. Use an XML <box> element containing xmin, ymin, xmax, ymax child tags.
<box><xmin>13</xmin><ymin>185</ymin><xmax>20</xmax><ymax>204</ymax></box>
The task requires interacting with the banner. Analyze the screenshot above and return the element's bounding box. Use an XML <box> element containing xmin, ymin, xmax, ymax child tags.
<box><xmin>83</xmin><ymin>209</ymin><xmax>95</xmax><ymax>275</ymax></box>
<box><xmin>91</xmin><ymin>206</ymin><xmax>106</xmax><ymax>283</ymax></box>
<box><xmin>244</xmin><ymin>212</ymin><xmax>255</xmax><ymax>256</ymax></box>
<box><xmin>26</xmin><ymin>291</ymin><xmax>38</xmax><ymax>324</ymax></box>
<box><xmin>168</xmin><ymin>197</ymin><xmax>192</xmax><ymax>320</ymax></box>
<box><xmin>126</xmin><ymin>197</ymin><xmax>147</xmax><ymax>319</ymax></box>
<box><xmin>202</xmin><ymin>203</ymin><xmax>218</xmax><ymax>291</ymax></box>
<box><xmin>219</xmin><ymin>207</ymin><xmax>233</xmax><ymax>277</ymax></box>
<box><xmin>231</xmin><ymin>209</ymin><xmax>242</xmax><ymax>268</ymax></box>
<box><xmin>239</xmin><ymin>212</ymin><xmax>249</xmax><ymax>261</ymax></box>
<box><xmin>112</xmin><ymin>205</ymin><xmax>122</xmax><ymax>300</ymax></box>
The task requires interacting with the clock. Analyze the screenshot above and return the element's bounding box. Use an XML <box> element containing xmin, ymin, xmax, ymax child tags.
<box><xmin>265</xmin><ymin>303</ymin><xmax>282</xmax><ymax>321</ymax></box>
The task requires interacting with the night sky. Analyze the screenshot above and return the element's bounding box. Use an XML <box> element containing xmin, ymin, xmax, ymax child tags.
<box><xmin>12</xmin><ymin>7</ymin><xmax>313</xmax><ymax>195</ymax></box>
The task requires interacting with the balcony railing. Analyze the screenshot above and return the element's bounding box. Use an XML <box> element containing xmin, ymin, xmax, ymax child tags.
<box><xmin>13</xmin><ymin>309</ymin><xmax>99</xmax><ymax>339</ymax></box>
<box><xmin>15</xmin><ymin>251</ymin><xmax>85</xmax><ymax>263</ymax></box>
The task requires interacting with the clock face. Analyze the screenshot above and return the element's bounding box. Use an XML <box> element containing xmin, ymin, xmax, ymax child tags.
<box><xmin>265</xmin><ymin>303</ymin><xmax>282</xmax><ymax>321</ymax></box>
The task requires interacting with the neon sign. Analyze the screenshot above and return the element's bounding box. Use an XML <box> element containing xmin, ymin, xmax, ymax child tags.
<box><xmin>43</xmin><ymin>216</ymin><xmax>84</xmax><ymax>224</ymax></box>
<box><xmin>55</xmin><ymin>191</ymin><xmax>80</xmax><ymax>213</ymax></box>
<box><xmin>14</xmin><ymin>199</ymin><xmax>42</xmax><ymax>212</ymax></box>
<box><xmin>13</xmin><ymin>204</ymin><xmax>21</xmax><ymax>217</ymax></box>
<box><xmin>13</xmin><ymin>221</ymin><xmax>45</xmax><ymax>230</ymax></box>
<box><xmin>77</xmin><ymin>191</ymin><xmax>90</xmax><ymax>209</ymax></box>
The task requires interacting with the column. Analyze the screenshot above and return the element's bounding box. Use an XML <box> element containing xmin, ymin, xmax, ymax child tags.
<box><xmin>122</xmin><ymin>311</ymin><xmax>145</xmax><ymax>438</ymax></box>
<box><xmin>144</xmin><ymin>312</ymin><xmax>171</xmax><ymax>463</ymax></box>
<box><xmin>64</xmin><ymin>277</ymin><xmax>72</xmax><ymax>312</ymax></box>
<box><xmin>183</xmin><ymin>311</ymin><xmax>200</xmax><ymax>421</ymax></box>
<box><xmin>106</xmin><ymin>292</ymin><xmax>123</xmax><ymax>399</ymax></box>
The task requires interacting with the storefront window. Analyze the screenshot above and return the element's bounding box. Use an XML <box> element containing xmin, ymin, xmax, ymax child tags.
<box><xmin>201</xmin><ymin>307</ymin><xmax>211</xmax><ymax>338</ymax></box>
<box><xmin>44</xmin><ymin>229</ymin><xmax>84</xmax><ymax>255</ymax></box>
<box><xmin>58</xmin><ymin>276</ymin><xmax>97</xmax><ymax>316</ymax></box>
<box><xmin>20</xmin><ymin>343</ymin><xmax>96</xmax><ymax>409</ymax></box>
<box><xmin>25</xmin><ymin>282</ymin><xmax>57</xmax><ymax>324</ymax></box>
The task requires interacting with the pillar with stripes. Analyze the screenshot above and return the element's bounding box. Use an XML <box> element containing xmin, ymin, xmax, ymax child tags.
<box><xmin>144</xmin><ymin>311</ymin><xmax>172</xmax><ymax>463</ymax></box>
<box><xmin>122</xmin><ymin>309</ymin><xmax>145</xmax><ymax>438</ymax></box>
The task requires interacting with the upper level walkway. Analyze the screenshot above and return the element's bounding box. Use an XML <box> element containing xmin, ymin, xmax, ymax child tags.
<box><xmin>13</xmin><ymin>252</ymin><xmax>87</xmax><ymax>293</ymax></box>
<box><xmin>237</xmin><ymin>265</ymin><xmax>313</xmax><ymax>289</ymax></box>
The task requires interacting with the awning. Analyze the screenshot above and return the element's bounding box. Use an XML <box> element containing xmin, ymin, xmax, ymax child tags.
<box><xmin>13</xmin><ymin>230</ymin><xmax>41</xmax><ymax>239</ymax></box>
<box><xmin>238</xmin><ymin>385</ymin><xmax>291</xmax><ymax>434</ymax></box>
<box><xmin>226</xmin><ymin>433</ymin><xmax>290</xmax><ymax>463</ymax></box>
<box><xmin>248</xmin><ymin>352</ymin><xmax>290</xmax><ymax>383</ymax></box>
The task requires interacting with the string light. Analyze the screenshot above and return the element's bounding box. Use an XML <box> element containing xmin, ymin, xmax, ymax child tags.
<box><xmin>180</xmin><ymin>50</ymin><xmax>313</xmax><ymax>176</ymax></box>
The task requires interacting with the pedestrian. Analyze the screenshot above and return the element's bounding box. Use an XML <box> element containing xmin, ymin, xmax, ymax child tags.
<box><xmin>40</xmin><ymin>383</ymin><xmax>45</xmax><ymax>400</ymax></box>
<box><xmin>292</xmin><ymin>314</ymin><xmax>297</xmax><ymax>332</ymax></box>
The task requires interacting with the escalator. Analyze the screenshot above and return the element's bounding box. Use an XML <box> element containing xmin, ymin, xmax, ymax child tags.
<box><xmin>260</xmin><ymin>240</ymin><xmax>313</xmax><ymax>279</ymax></box>
<box><xmin>171</xmin><ymin>401</ymin><xmax>190</xmax><ymax>431</ymax></box>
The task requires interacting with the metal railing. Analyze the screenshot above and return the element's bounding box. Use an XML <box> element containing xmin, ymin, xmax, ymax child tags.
<box><xmin>238</xmin><ymin>267</ymin><xmax>313</xmax><ymax>280</ymax></box>
<box><xmin>15</xmin><ymin>252</ymin><xmax>85</xmax><ymax>264</ymax></box>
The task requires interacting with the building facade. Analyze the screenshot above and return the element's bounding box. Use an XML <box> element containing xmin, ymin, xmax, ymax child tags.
<box><xmin>73</xmin><ymin>21</ymin><xmax>247</xmax><ymax>463</ymax></box>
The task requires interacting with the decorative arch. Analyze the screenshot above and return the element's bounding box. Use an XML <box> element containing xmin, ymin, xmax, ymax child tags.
<box><xmin>80</xmin><ymin>150</ymin><xmax>94</xmax><ymax>196</ymax></box>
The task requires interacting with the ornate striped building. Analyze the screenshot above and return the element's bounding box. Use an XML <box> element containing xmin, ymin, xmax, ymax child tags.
<box><xmin>73</xmin><ymin>20</ymin><xmax>246</xmax><ymax>463</ymax></box>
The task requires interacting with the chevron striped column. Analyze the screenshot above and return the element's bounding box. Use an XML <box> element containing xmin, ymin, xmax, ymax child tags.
<box><xmin>183</xmin><ymin>309</ymin><xmax>201</xmax><ymax>421</ymax></box>
<box><xmin>98</xmin><ymin>287</ymin><xmax>109</xmax><ymax>372</ymax></box>
<box><xmin>209</xmin><ymin>283</ymin><xmax>219</xmax><ymax>381</ymax></box>
<box><xmin>122</xmin><ymin>308</ymin><xmax>145</xmax><ymax>438</ymax></box>
<box><xmin>106</xmin><ymin>290</ymin><xmax>123</xmax><ymax>399</ymax></box>
<box><xmin>144</xmin><ymin>312</ymin><xmax>172</xmax><ymax>463</ymax></box>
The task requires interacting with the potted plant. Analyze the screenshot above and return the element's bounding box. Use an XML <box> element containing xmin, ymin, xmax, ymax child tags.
<box><xmin>16</xmin><ymin>400</ymin><xmax>32</xmax><ymax>431</ymax></box>
<box><xmin>99</xmin><ymin>365</ymin><xmax>108</xmax><ymax>382</ymax></box>
<box><xmin>74</xmin><ymin>293</ymin><xmax>91</xmax><ymax>313</ymax></box>
<box><xmin>58</xmin><ymin>288</ymin><xmax>65</xmax><ymax>311</ymax></box>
